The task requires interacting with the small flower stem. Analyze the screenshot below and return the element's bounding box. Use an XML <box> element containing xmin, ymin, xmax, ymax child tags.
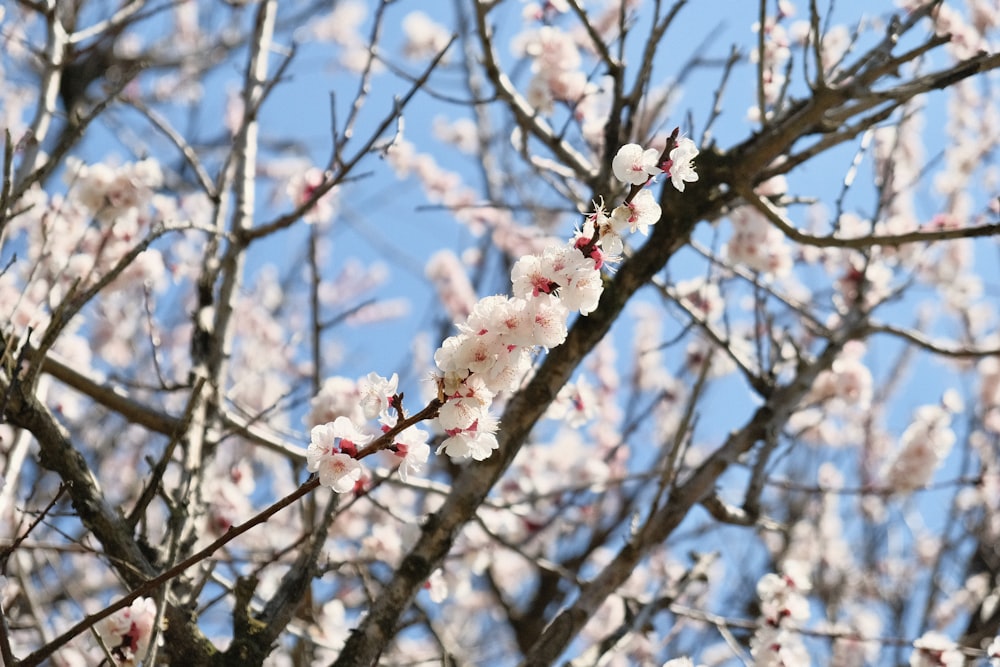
<box><xmin>356</xmin><ymin>397</ymin><xmax>444</xmax><ymax>459</ymax></box>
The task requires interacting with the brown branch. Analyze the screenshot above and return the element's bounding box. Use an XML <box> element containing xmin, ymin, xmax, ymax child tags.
<box><xmin>737</xmin><ymin>184</ymin><xmax>1000</xmax><ymax>249</ymax></box>
<box><xmin>331</xmin><ymin>138</ymin><xmax>732</xmax><ymax>667</ymax></box>
<box><xmin>1</xmin><ymin>377</ymin><xmax>217</xmax><ymax>666</ymax></box>
<box><xmin>17</xmin><ymin>474</ymin><xmax>322</xmax><ymax>667</ymax></box>
<box><xmin>472</xmin><ymin>3</ymin><xmax>598</xmax><ymax>184</ymax></box>
<box><xmin>518</xmin><ymin>318</ymin><xmax>863</xmax><ymax>665</ymax></box>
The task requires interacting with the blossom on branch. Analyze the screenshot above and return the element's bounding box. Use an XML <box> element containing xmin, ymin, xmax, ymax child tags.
<box><xmin>308</xmin><ymin>416</ymin><xmax>372</xmax><ymax>492</ymax></box>
<box><xmin>94</xmin><ymin>597</ymin><xmax>158</xmax><ymax>665</ymax></box>
<box><xmin>882</xmin><ymin>404</ymin><xmax>956</xmax><ymax>493</ymax></box>
<box><xmin>750</xmin><ymin>561</ymin><xmax>812</xmax><ymax>667</ymax></box>
<box><xmin>428</xmin><ymin>136</ymin><xmax>685</xmax><ymax>462</ymax></box>
<box><xmin>610</xmin><ymin>189</ymin><xmax>661</xmax><ymax>237</ymax></box>
<box><xmin>666</xmin><ymin>137</ymin><xmax>699</xmax><ymax>192</ymax></box>
<box><xmin>909</xmin><ymin>631</ymin><xmax>963</xmax><ymax>667</ymax></box>
<box><xmin>381</xmin><ymin>414</ymin><xmax>430</xmax><ymax>482</ymax></box>
<box><xmin>612</xmin><ymin>143</ymin><xmax>663</xmax><ymax>186</ymax></box>
<box><xmin>359</xmin><ymin>372</ymin><xmax>399</xmax><ymax>420</ymax></box>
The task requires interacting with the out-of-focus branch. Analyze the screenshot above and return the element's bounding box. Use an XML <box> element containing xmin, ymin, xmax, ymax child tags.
<box><xmin>565</xmin><ymin>0</ymin><xmax>621</xmax><ymax>73</ymax></box>
<box><xmin>242</xmin><ymin>35</ymin><xmax>455</xmax><ymax>243</ymax></box>
<box><xmin>67</xmin><ymin>0</ymin><xmax>146</xmax><ymax>44</ymax></box>
<box><xmin>37</xmin><ymin>347</ymin><xmax>305</xmax><ymax>458</ymax></box>
<box><xmin>755</xmin><ymin>0</ymin><xmax>767</xmax><ymax>125</ymax></box>
<box><xmin>519</xmin><ymin>318</ymin><xmax>862</xmax><ymax>665</ymax></box>
<box><xmin>737</xmin><ymin>184</ymin><xmax>1000</xmax><ymax>249</ymax></box>
<box><xmin>473</xmin><ymin>1</ymin><xmax>597</xmax><ymax>184</ymax></box>
<box><xmin>225</xmin><ymin>492</ymin><xmax>337</xmax><ymax>664</ymax></box>
<box><xmin>126</xmin><ymin>97</ymin><xmax>218</xmax><ymax>199</ymax></box>
<box><xmin>864</xmin><ymin>323</ymin><xmax>1000</xmax><ymax>359</ymax></box>
<box><xmin>331</xmin><ymin>138</ymin><xmax>732</xmax><ymax>667</ymax></box>
<box><xmin>0</xmin><ymin>377</ymin><xmax>218</xmax><ymax>666</ymax></box>
<box><xmin>13</xmin><ymin>1</ymin><xmax>67</xmax><ymax>189</ymax></box>
<box><xmin>30</xmin><ymin>220</ymin><xmax>175</xmax><ymax>379</ymax></box>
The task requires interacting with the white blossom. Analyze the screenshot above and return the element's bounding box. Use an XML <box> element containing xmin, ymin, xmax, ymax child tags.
<box><xmin>910</xmin><ymin>631</ymin><xmax>963</xmax><ymax>667</ymax></box>
<box><xmin>308</xmin><ymin>416</ymin><xmax>372</xmax><ymax>492</ymax></box>
<box><xmin>612</xmin><ymin>143</ymin><xmax>663</xmax><ymax>186</ymax></box>
<box><xmin>94</xmin><ymin>597</ymin><xmax>158</xmax><ymax>665</ymax></box>
<box><xmin>667</xmin><ymin>138</ymin><xmax>699</xmax><ymax>191</ymax></box>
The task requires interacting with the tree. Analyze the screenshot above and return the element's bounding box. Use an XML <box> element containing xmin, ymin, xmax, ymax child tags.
<box><xmin>1</xmin><ymin>0</ymin><xmax>999</xmax><ymax>664</ymax></box>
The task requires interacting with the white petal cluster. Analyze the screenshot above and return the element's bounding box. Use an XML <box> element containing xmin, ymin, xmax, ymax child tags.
<box><xmin>909</xmin><ymin>631</ymin><xmax>964</xmax><ymax>667</ymax></box>
<box><xmin>586</xmin><ymin>191</ymin><xmax>662</xmax><ymax>260</ymax></box>
<box><xmin>882</xmin><ymin>404</ymin><xmax>956</xmax><ymax>492</ymax></box>
<box><xmin>514</xmin><ymin>25</ymin><xmax>591</xmax><ymax>114</ymax></box>
<box><xmin>612</xmin><ymin>143</ymin><xmax>663</xmax><ymax>186</ymax></box>
<box><xmin>726</xmin><ymin>205</ymin><xmax>792</xmax><ymax>277</ymax></box>
<box><xmin>359</xmin><ymin>371</ymin><xmax>399</xmax><ymax>420</ymax></box>
<box><xmin>286</xmin><ymin>166</ymin><xmax>336</xmax><ymax>224</ymax></box>
<box><xmin>545</xmin><ymin>378</ymin><xmax>596</xmax><ymax>428</ymax></box>
<box><xmin>430</xmin><ymin>137</ymin><xmax>690</xmax><ymax>462</ymax></box>
<box><xmin>433</xmin><ymin>238</ymin><xmax>607</xmax><ymax>460</ymax></box>
<box><xmin>94</xmin><ymin>597</ymin><xmax>159</xmax><ymax>666</ymax></box>
<box><xmin>307</xmin><ymin>370</ymin><xmax>430</xmax><ymax>490</ymax></box>
<box><xmin>401</xmin><ymin>11</ymin><xmax>452</xmax><ymax>60</ymax></box>
<box><xmin>667</xmin><ymin>137</ymin><xmax>700</xmax><ymax>191</ymax></box>
<box><xmin>662</xmin><ymin>659</ymin><xmax>706</xmax><ymax>667</ymax></box>
<box><xmin>380</xmin><ymin>414</ymin><xmax>430</xmax><ymax>482</ymax></box>
<box><xmin>610</xmin><ymin>189</ymin><xmax>661</xmax><ymax>237</ymax></box>
<box><xmin>750</xmin><ymin>561</ymin><xmax>812</xmax><ymax>667</ymax></box>
<box><xmin>307</xmin><ymin>416</ymin><xmax>372</xmax><ymax>492</ymax></box>
<box><xmin>987</xmin><ymin>635</ymin><xmax>1000</xmax><ymax>666</ymax></box>
<box><xmin>66</xmin><ymin>157</ymin><xmax>163</xmax><ymax>223</ymax></box>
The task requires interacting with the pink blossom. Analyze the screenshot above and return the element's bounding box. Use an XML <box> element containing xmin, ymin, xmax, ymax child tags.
<box><xmin>883</xmin><ymin>405</ymin><xmax>956</xmax><ymax>492</ymax></box>
<box><xmin>94</xmin><ymin>597</ymin><xmax>158</xmax><ymax>665</ymax></box>
<box><xmin>437</xmin><ymin>427</ymin><xmax>499</xmax><ymax>461</ymax></box>
<box><xmin>286</xmin><ymin>167</ymin><xmax>336</xmax><ymax>224</ymax></box>
<box><xmin>423</xmin><ymin>569</ymin><xmax>448</xmax><ymax>602</ymax></box>
<box><xmin>401</xmin><ymin>11</ymin><xmax>452</xmax><ymax>60</ymax></box>
<box><xmin>526</xmin><ymin>294</ymin><xmax>569</xmax><ymax>347</ymax></box>
<box><xmin>308</xmin><ymin>416</ymin><xmax>372</xmax><ymax>492</ymax></box>
<box><xmin>987</xmin><ymin>636</ymin><xmax>1000</xmax><ymax>666</ymax></box>
<box><xmin>725</xmin><ymin>205</ymin><xmax>792</xmax><ymax>277</ymax></box>
<box><xmin>393</xmin><ymin>430</ymin><xmax>430</xmax><ymax>482</ymax></box>
<box><xmin>545</xmin><ymin>378</ymin><xmax>596</xmax><ymax>427</ymax></box>
<box><xmin>307</xmin><ymin>376</ymin><xmax>365</xmax><ymax>428</ymax></box>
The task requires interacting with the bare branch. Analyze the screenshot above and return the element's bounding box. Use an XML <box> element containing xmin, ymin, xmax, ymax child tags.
<box><xmin>737</xmin><ymin>184</ymin><xmax>1000</xmax><ymax>249</ymax></box>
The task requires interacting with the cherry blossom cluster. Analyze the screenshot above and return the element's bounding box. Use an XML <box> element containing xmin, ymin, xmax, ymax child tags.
<box><xmin>590</xmin><ymin>137</ymin><xmax>698</xmax><ymax>256</ymax></box>
<box><xmin>385</xmin><ymin>138</ymin><xmax>552</xmax><ymax>258</ymax></box>
<box><xmin>749</xmin><ymin>560</ymin><xmax>812</xmax><ymax>667</ymax></box>
<box><xmin>66</xmin><ymin>156</ymin><xmax>164</xmax><ymax>223</ymax></box>
<box><xmin>0</xmin><ymin>157</ymin><xmax>172</xmax><ymax>335</ymax></box>
<box><xmin>513</xmin><ymin>24</ymin><xmax>591</xmax><ymax>116</ymax></box>
<box><xmin>285</xmin><ymin>166</ymin><xmax>337</xmax><ymax>224</ymax></box>
<box><xmin>431</xmin><ymin>139</ymin><xmax>694</xmax><ymax>462</ymax></box>
<box><xmin>306</xmin><ymin>138</ymin><xmax>696</xmax><ymax>490</ymax></box>
<box><xmin>306</xmin><ymin>372</ymin><xmax>431</xmax><ymax>491</ymax></box>
<box><xmin>93</xmin><ymin>597</ymin><xmax>158</xmax><ymax>666</ymax></box>
<box><xmin>981</xmin><ymin>356</ymin><xmax>1000</xmax><ymax>434</ymax></box>
<box><xmin>908</xmin><ymin>631</ymin><xmax>965</xmax><ymax>667</ymax></box>
<box><xmin>433</xmin><ymin>248</ymin><xmax>602</xmax><ymax>460</ymax></box>
<box><xmin>789</xmin><ymin>341</ymin><xmax>874</xmax><ymax>447</ymax></box>
<box><xmin>725</xmin><ymin>205</ymin><xmax>792</xmax><ymax>277</ymax></box>
<box><xmin>882</xmin><ymin>402</ymin><xmax>958</xmax><ymax>493</ymax></box>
